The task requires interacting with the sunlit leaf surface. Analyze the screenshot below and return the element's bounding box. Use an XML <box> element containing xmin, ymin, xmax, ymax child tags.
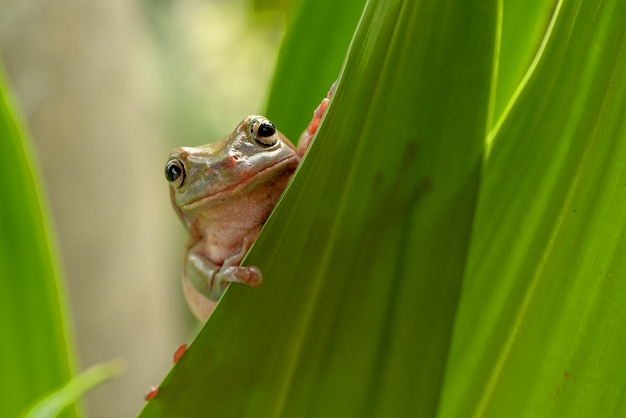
<box><xmin>494</xmin><ymin>0</ymin><xmax>558</xmax><ymax>122</ymax></box>
<box><xmin>440</xmin><ymin>0</ymin><xmax>626</xmax><ymax>416</ymax></box>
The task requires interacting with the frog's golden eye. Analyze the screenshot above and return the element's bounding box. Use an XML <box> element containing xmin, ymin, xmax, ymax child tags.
<box><xmin>251</xmin><ymin>118</ymin><xmax>278</xmax><ymax>146</ymax></box>
<box><xmin>165</xmin><ymin>159</ymin><xmax>185</xmax><ymax>188</ymax></box>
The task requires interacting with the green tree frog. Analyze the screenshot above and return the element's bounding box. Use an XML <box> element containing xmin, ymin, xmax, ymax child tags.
<box><xmin>165</xmin><ymin>85</ymin><xmax>333</xmax><ymax>321</ymax></box>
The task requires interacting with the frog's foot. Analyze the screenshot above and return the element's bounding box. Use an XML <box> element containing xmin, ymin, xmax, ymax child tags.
<box><xmin>214</xmin><ymin>237</ymin><xmax>262</xmax><ymax>289</ymax></box>
<box><xmin>144</xmin><ymin>385</ymin><xmax>159</xmax><ymax>401</ymax></box>
<box><xmin>173</xmin><ymin>344</ymin><xmax>188</xmax><ymax>363</ymax></box>
<box><xmin>183</xmin><ymin>261</ymin><xmax>262</xmax><ymax>322</ymax></box>
<box><xmin>297</xmin><ymin>82</ymin><xmax>336</xmax><ymax>156</ymax></box>
<box><xmin>215</xmin><ymin>265</ymin><xmax>263</xmax><ymax>289</ymax></box>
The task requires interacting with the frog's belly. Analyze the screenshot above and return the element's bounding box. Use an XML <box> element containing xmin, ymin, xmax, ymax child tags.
<box><xmin>200</xmin><ymin>223</ymin><xmax>262</xmax><ymax>265</ymax></box>
<box><xmin>192</xmin><ymin>184</ymin><xmax>285</xmax><ymax>264</ymax></box>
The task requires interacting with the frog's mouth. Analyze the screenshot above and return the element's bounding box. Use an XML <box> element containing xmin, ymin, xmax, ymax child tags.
<box><xmin>181</xmin><ymin>154</ymin><xmax>299</xmax><ymax>210</ymax></box>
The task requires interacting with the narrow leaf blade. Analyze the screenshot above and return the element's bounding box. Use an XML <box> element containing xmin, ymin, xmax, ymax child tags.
<box><xmin>0</xmin><ymin>68</ymin><xmax>76</xmax><ymax>417</ymax></box>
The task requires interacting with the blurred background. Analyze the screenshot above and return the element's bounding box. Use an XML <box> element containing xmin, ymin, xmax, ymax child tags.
<box><xmin>0</xmin><ymin>0</ymin><xmax>285</xmax><ymax>416</ymax></box>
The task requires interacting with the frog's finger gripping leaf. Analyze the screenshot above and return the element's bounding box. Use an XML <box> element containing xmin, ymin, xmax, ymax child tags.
<box><xmin>297</xmin><ymin>82</ymin><xmax>336</xmax><ymax>156</ymax></box>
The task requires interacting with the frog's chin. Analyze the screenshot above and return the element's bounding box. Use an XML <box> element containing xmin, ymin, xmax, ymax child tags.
<box><xmin>180</xmin><ymin>154</ymin><xmax>299</xmax><ymax>210</ymax></box>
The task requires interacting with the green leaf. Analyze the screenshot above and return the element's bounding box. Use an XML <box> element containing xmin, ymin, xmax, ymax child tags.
<box><xmin>0</xmin><ymin>68</ymin><xmax>76</xmax><ymax>416</ymax></box>
<box><xmin>140</xmin><ymin>0</ymin><xmax>495</xmax><ymax>415</ymax></box>
<box><xmin>440</xmin><ymin>0</ymin><xmax>626</xmax><ymax>416</ymax></box>
<box><xmin>24</xmin><ymin>360</ymin><xmax>124</xmax><ymax>418</ymax></box>
<box><xmin>494</xmin><ymin>0</ymin><xmax>558</xmax><ymax>122</ymax></box>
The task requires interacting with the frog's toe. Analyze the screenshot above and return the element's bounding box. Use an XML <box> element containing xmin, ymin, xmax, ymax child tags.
<box><xmin>306</xmin><ymin>98</ymin><xmax>330</xmax><ymax>137</ymax></box>
<box><xmin>296</xmin><ymin>82</ymin><xmax>337</xmax><ymax>157</ymax></box>
<box><xmin>240</xmin><ymin>266</ymin><xmax>263</xmax><ymax>287</ymax></box>
<box><xmin>304</xmin><ymin>82</ymin><xmax>336</xmax><ymax>137</ymax></box>
<box><xmin>221</xmin><ymin>265</ymin><xmax>263</xmax><ymax>288</ymax></box>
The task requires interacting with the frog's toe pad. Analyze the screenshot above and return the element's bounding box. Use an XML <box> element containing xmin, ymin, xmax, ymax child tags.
<box><xmin>222</xmin><ymin>265</ymin><xmax>263</xmax><ymax>288</ymax></box>
<box><xmin>306</xmin><ymin>98</ymin><xmax>330</xmax><ymax>137</ymax></box>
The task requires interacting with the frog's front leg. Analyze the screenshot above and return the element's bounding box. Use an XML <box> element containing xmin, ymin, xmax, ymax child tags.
<box><xmin>184</xmin><ymin>240</ymin><xmax>262</xmax><ymax>301</ymax></box>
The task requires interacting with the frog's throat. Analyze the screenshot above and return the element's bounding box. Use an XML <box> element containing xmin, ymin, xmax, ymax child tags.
<box><xmin>180</xmin><ymin>155</ymin><xmax>298</xmax><ymax>210</ymax></box>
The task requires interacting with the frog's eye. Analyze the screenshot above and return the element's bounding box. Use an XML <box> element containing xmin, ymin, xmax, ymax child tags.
<box><xmin>165</xmin><ymin>159</ymin><xmax>185</xmax><ymax>187</ymax></box>
<box><xmin>251</xmin><ymin>118</ymin><xmax>278</xmax><ymax>146</ymax></box>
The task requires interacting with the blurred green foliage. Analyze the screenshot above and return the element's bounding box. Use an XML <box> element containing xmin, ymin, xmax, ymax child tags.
<box><xmin>0</xmin><ymin>68</ymin><xmax>75</xmax><ymax>417</ymax></box>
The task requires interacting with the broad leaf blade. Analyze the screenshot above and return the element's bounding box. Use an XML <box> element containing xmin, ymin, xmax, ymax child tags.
<box><xmin>0</xmin><ymin>69</ymin><xmax>76</xmax><ymax>416</ymax></box>
<box><xmin>140</xmin><ymin>0</ymin><xmax>496</xmax><ymax>416</ymax></box>
<box><xmin>440</xmin><ymin>0</ymin><xmax>626</xmax><ymax>416</ymax></box>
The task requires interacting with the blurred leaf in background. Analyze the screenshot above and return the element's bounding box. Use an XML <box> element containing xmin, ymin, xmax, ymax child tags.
<box><xmin>143</xmin><ymin>0</ymin><xmax>287</xmax><ymax>146</ymax></box>
<box><xmin>0</xmin><ymin>68</ymin><xmax>76</xmax><ymax>417</ymax></box>
<box><xmin>24</xmin><ymin>359</ymin><xmax>124</xmax><ymax>418</ymax></box>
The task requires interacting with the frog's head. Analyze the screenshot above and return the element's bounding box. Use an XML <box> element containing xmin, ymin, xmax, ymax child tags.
<box><xmin>165</xmin><ymin>115</ymin><xmax>299</xmax><ymax>213</ymax></box>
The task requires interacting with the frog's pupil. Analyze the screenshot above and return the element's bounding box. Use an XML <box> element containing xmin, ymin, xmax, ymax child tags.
<box><xmin>165</xmin><ymin>161</ymin><xmax>182</xmax><ymax>182</ymax></box>
<box><xmin>258</xmin><ymin>121</ymin><xmax>275</xmax><ymax>137</ymax></box>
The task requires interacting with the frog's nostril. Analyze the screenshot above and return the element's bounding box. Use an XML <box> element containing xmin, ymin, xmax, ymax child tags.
<box><xmin>226</xmin><ymin>154</ymin><xmax>240</xmax><ymax>167</ymax></box>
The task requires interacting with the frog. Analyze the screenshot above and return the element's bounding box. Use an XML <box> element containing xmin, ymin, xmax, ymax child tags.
<box><xmin>165</xmin><ymin>84</ymin><xmax>334</xmax><ymax>321</ymax></box>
